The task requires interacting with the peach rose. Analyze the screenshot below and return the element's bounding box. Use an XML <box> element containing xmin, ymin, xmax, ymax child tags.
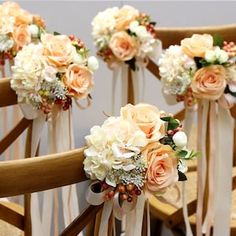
<box><xmin>13</xmin><ymin>24</ymin><xmax>31</xmax><ymax>49</ymax></box>
<box><xmin>14</xmin><ymin>9</ymin><xmax>33</xmax><ymax>26</ymax></box>
<box><xmin>33</xmin><ymin>15</ymin><xmax>46</xmax><ymax>28</ymax></box>
<box><xmin>64</xmin><ymin>64</ymin><xmax>94</xmax><ymax>99</ymax></box>
<box><xmin>143</xmin><ymin>143</ymin><xmax>178</xmax><ymax>192</ymax></box>
<box><xmin>115</xmin><ymin>5</ymin><xmax>139</xmax><ymax>31</ymax></box>
<box><xmin>109</xmin><ymin>31</ymin><xmax>137</xmax><ymax>61</ymax></box>
<box><xmin>181</xmin><ymin>34</ymin><xmax>213</xmax><ymax>58</ymax></box>
<box><xmin>42</xmin><ymin>34</ymin><xmax>76</xmax><ymax>67</ymax></box>
<box><xmin>191</xmin><ymin>65</ymin><xmax>227</xmax><ymax>100</ymax></box>
<box><xmin>120</xmin><ymin>103</ymin><xmax>165</xmax><ymax>140</ymax></box>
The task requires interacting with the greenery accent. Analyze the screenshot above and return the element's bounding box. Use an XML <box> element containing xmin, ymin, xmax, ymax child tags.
<box><xmin>161</xmin><ymin>116</ymin><xmax>180</xmax><ymax>130</ymax></box>
<box><xmin>213</xmin><ymin>34</ymin><xmax>224</xmax><ymax>47</ymax></box>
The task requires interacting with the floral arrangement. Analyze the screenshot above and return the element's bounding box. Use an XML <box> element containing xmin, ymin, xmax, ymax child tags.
<box><xmin>11</xmin><ymin>33</ymin><xmax>99</xmax><ymax>114</ymax></box>
<box><xmin>159</xmin><ymin>34</ymin><xmax>236</xmax><ymax>108</ymax></box>
<box><xmin>0</xmin><ymin>1</ymin><xmax>45</xmax><ymax>64</ymax></box>
<box><xmin>84</xmin><ymin>103</ymin><xmax>196</xmax><ymax>203</ymax></box>
<box><xmin>92</xmin><ymin>5</ymin><xmax>160</xmax><ymax>70</ymax></box>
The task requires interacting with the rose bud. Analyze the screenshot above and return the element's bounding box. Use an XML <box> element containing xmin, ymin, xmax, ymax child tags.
<box><xmin>172</xmin><ymin>131</ymin><xmax>187</xmax><ymax>148</ymax></box>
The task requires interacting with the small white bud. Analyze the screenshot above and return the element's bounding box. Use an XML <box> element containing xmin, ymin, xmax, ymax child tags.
<box><xmin>88</xmin><ymin>56</ymin><xmax>99</xmax><ymax>71</ymax></box>
<box><xmin>29</xmin><ymin>24</ymin><xmax>39</xmax><ymax>38</ymax></box>
<box><xmin>173</xmin><ymin>131</ymin><xmax>187</xmax><ymax>148</ymax></box>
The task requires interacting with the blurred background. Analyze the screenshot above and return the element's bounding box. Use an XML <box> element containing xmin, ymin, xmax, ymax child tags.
<box><xmin>1</xmin><ymin>0</ymin><xmax>236</xmax><ymax>235</ymax></box>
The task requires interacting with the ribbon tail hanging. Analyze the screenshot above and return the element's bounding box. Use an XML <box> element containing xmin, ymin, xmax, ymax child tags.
<box><xmin>111</xmin><ymin>67</ymin><xmax>120</xmax><ymax>115</ymax></box>
<box><xmin>213</xmin><ymin>106</ymin><xmax>233</xmax><ymax>236</ymax></box>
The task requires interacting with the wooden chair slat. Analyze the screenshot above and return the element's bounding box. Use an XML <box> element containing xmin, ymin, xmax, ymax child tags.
<box><xmin>0</xmin><ymin>118</ymin><xmax>32</xmax><ymax>155</ymax></box>
<box><xmin>0</xmin><ymin>148</ymin><xmax>87</xmax><ymax>197</ymax></box>
<box><xmin>173</xmin><ymin>109</ymin><xmax>185</xmax><ymax>121</ymax></box>
<box><xmin>156</xmin><ymin>24</ymin><xmax>236</xmax><ymax>49</ymax></box>
<box><xmin>0</xmin><ymin>78</ymin><xmax>17</xmax><ymax>107</ymax></box>
<box><xmin>0</xmin><ymin>202</ymin><xmax>24</xmax><ymax>230</ymax></box>
<box><xmin>60</xmin><ymin>205</ymin><xmax>103</xmax><ymax>236</ymax></box>
<box><xmin>165</xmin><ymin>200</ymin><xmax>197</xmax><ymax>228</ymax></box>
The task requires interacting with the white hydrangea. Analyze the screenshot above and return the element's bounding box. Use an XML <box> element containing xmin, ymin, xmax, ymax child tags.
<box><xmin>11</xmin><ymin>43</ymin><xmax>46</xmax><ymax>103</ymax></box>
<box><xmin>84</xmin><ymin>117</ymin><xmax>148</xmax><ymax>183</ymax></box>
<box><xmin>91</xmin><ymin>7</ymin><xmax>119</xmax><ymax>48</ymax></box>
<box><xmin>0</xmin><ymin>16</ymin><xmax>15</xmax><ymax>34</ymax></box>
<box><xmin>159</xmin><ymin>45</ymin><xmax>197</xmax><ymax>95</ymax></box>
<box><xmin>0</xmin><ymin>34</ymin><xmax>14</xmax><ymax>52</ymax></box>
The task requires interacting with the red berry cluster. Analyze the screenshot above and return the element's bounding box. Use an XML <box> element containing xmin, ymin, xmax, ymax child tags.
<box><xmin>97</xmin><ymin>47</ymin><xmax>114</xmax><ymax>61</ymax></box>
<box><xmin>176</xmin><ymin>88</ymin><xmax>195</xmax><ymax>107</ymax></box>
<box><xmin>101</xmin><ymin>182</ymin><xmax>141</xmax><ymax>203</ymax></box>
<box><xmin>69</xmin><ymin>34</ymin><xmax>85</xmax><ymax>49</ymax></box>
<box><xmin>223</xmin><ymin>41</ymin><xmax>236</xmax><ymax>58</ymax></box>
<box><xmin>167</xmin><ymin>125</ymin><xmax>182</xmax><ymax>136</ymax></box>
<box><xmin>55</xmin><ymin>96</ymin><xmax>72</xmax><ymax>111</ymax></box>
<box><xmin>0</xmin><ymin>52</ymin><xmax>14</xmax><ymax>65</ymax></box>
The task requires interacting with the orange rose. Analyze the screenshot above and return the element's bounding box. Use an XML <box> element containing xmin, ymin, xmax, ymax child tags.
<box><xmin>191</xmin><ymin>65</ymin><xmax>227</xmax><ymax>100</ymax></box>
<box><xmin>109</xmin><ymin>31</ymin><xmax>137</xmax><ymax>61</ymax></box>
<box><xmin>115</xmin><ymin>5</ymin><xmax>139</xmax><ymax>31</ymax></box>
<box><xmin>42</xmin><ymin>34</ymin><xmax>76</xmax><ymax>67</ymax></box>
<box><xmin>120</xmin><ymin>103</ymin><xmax>165</xmax><ymax>141</ymax></box>
<box><xmin>13</xmin><ymin>24</ymin><xmax>31</xmax><ymax>49</ymax></box>
<box><xmin>143</xmin><ymin>143</ymin><xmax>178</xmax><ymax>193</ymax></box>
<box><xmin>181</xmin><ymin>34</ymin><xmax>213</xmax><ymax>58</ymax></box>
<box><xmin>64</xmin><ymin>64</ymin><xmax>94</xmax><ymax>99</ymax></box>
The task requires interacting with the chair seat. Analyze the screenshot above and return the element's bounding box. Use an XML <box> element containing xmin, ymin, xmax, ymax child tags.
<box><xmin>149</xmin><ymin>167</ymin><xmax>236</xmax><ymax>231</ymax></box>
<box><xmin>0</xmin><ymin>202</ymin><xmax>23</xmax><ymax>236</ymax></box>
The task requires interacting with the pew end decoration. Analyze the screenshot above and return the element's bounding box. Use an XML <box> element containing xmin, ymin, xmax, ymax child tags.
<box><xmin>91</xmin><ymin>5</ymin><xmax>162</xmax><ymax>113</ymax></box>
<box><xmin>83</xmin><ymin>103</ymin><xmax>196</xmax><ymax>236</ymax></box>
<box><xmin>159</xmin><ymin>34</ymin><xmax>236</xmax><ymax>236</ymax></box>
<box><xmin>9</xmin><ymin>29</ymin><xmax>98</xmax><ymax>235</ymax></box>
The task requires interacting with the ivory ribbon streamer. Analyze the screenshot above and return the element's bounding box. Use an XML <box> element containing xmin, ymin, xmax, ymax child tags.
<box><xmin>213</xmin><ymin>106</ymin><xmax>233</xmax><ymax>236</ymax></box>
<box><xmin>20</xmin><ymin>104</ymin><xmax>80</xmax><ymax>236</ymax></box>
<box><xmin>182</xmin><ymin>106</ymin><xmax>196</xmax><ymax>236</ymax></box>
<box><xmin>196</xmin><ymin>100</ymin><xmax>209</xmax><ymax>236</ymax></box>
<box><xmin>202</xmin><ymin>101</ymin><xmax>217</xmax><ymax>235</ymax></box>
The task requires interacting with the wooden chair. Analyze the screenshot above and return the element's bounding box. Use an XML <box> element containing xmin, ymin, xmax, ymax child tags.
<box><xmin>144</xmin><ymin>24</ymin><xmax>236</xmax><ymax>236</ymax></box>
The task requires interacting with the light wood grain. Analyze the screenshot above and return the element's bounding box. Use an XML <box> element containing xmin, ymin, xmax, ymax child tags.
<box><xmin>0</xmin><ymin>78</ymin><xmax>17</xmax><ymax>107</ymax></box>
<box><xmin>0</xmin><ymin>148</ymin><xmax>87</xmax><ymax>197</ymax></box>
<box><xmin>0</xmin><ymin>118</ymin><xmax>32</xmax><ymax>155</ymax></box>
<box><xmin>155</xmin><ymin>24</ymin><xmax>236</xmax><ymax>49</ymax></box>
<box><xmin>0</xmin><ymin>202</ymin><xmax>24</xmax><ymax>230</ymax></box>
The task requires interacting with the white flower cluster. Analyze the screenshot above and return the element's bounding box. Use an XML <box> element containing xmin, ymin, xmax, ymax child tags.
<box><xmin>129</xmin><ymin>20</ymin><xmax>160</xmax><ymax>59</ymax></box>
<box><xmin>0</xmin><ymin>34</ymin><xmax>14</xmax><ymax>52</ymax></box>
<box><xmin>91</xmin><ymin>7</ymin><xmax>119</xmax><ymax>49</ymax></box>
<box><xmin>205</xmin><ymin>46</ymin><xmax>229</xmax><ymax>64</ymax></box>
<box><xmin>11</xmin><ymin>43</ymin><xmax>45</xmax><ymax>103</ymax></box>
<box><xmin>159</xmin><ymin>45</ymin><xmax>196</xmax><ymax>95</ymax></box>
<box><xmin>84</xmin><ymin>117</ymin><xmax>148</xmax><ymax>186</ymax></box>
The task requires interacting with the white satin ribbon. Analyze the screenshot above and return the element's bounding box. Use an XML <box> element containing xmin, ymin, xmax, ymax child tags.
<box><xmin>196</xmin><ymin>100</ymin><xmax>209</xmax><ymax>236</ymax></box>
<box><xmin>213</xmin><ymin>106</ymin><xmax>233</xmax><ymax>236</ymax></box>
<box><xmin>182</xmin><ymin>106</ymin><xmax>196</xmax><ymax>236</ymax></box>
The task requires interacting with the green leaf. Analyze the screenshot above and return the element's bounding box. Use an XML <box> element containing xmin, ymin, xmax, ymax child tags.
<box><xmin>53</xmin><ymin>31</ymin><xmax>61</xmax><ymax>36</ymax></box>
<box><xmin>178</xmin><ymin>171</ymin><xmax>187</xmax><ymax>181</ymax></box>
<box><xmin>177</xmin><ymin>150</ymin><xmax>188</xmax><ymax>158</ymax></box>
<box><xmin>160</xmin><ymin>117</ymin><xmax>171</xmax><ymax>122</ymax></box>
<box><xmin>213</xmin><ymin>34</ymin><xmax>223</xmax><ymax>47</ymax></box>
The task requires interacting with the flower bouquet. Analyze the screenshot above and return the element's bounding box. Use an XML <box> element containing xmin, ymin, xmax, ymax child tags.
<box><xmin>84</xmin><ymin>103</ymin><xmax>196</xmax><ymax>235</ymax></box>
<box><xmin>159</xmin><ymin>34</ymin><xmax>236</xmax><ymax>108</ymax></box>
<box><xmin>92</xmin><ymin>5</ymin><xmax>162</xmax><ymax>113</ymax></box>
<box><xmin>159</xmin><ymin>34</ymin><xmax>236</xmax><ymax>236</ymax></box>
<box><xmin>0</xmin><ymin>1</ymin><xmax>45</xmax><ymax>66</ymax></box>
<box><xmin>11</xmin><ymin>32</ymin><xmax>98</xmax><ymax>115</ymax></box>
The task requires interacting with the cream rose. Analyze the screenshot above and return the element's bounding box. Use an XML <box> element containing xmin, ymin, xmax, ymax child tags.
<box><xmin>42</xmin><ymin>33</ymin><xmax>76</xmax><ymax>67</ymax></box>
<box><xmin>120</xmin><ymin>103</ymin><xmax>165</xmax><ymax>141</ymax></box>
<box><xmin>191</xmin><ymin>65</ymin><xmax>227</xmax><ymax>100</ymax></box>
<box><xmin>181</xmin><ymin>34</ymin><xmax>213</xmax><ymax>58</ymax></box>
<box><xmin>109</xmin><ymin>31</ymin><xmax>137</xmax><ymax>61</ymax></box>
<box><xmin>14</xmin><ymin>9</ymin><xmax>33</xmax><ymax>26</ymax></box>
<box><xmin>115</xmin><ymin>5</ymin><xmax>139</xmax><ymax>31</ymax></box>
<box><xmin>64</xmin><ymin>64</ymin><xmax>94</xmax><ymax>99</ymax></box>
<box><xmin>13</xmin><ymin>24</ymin><xmax>31</xmax><ymax>49</ymax></box>
<box><xmin>143</xmin><ymin>143</ymin><xmax>178</xmax><ymax>192</ymax></box>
